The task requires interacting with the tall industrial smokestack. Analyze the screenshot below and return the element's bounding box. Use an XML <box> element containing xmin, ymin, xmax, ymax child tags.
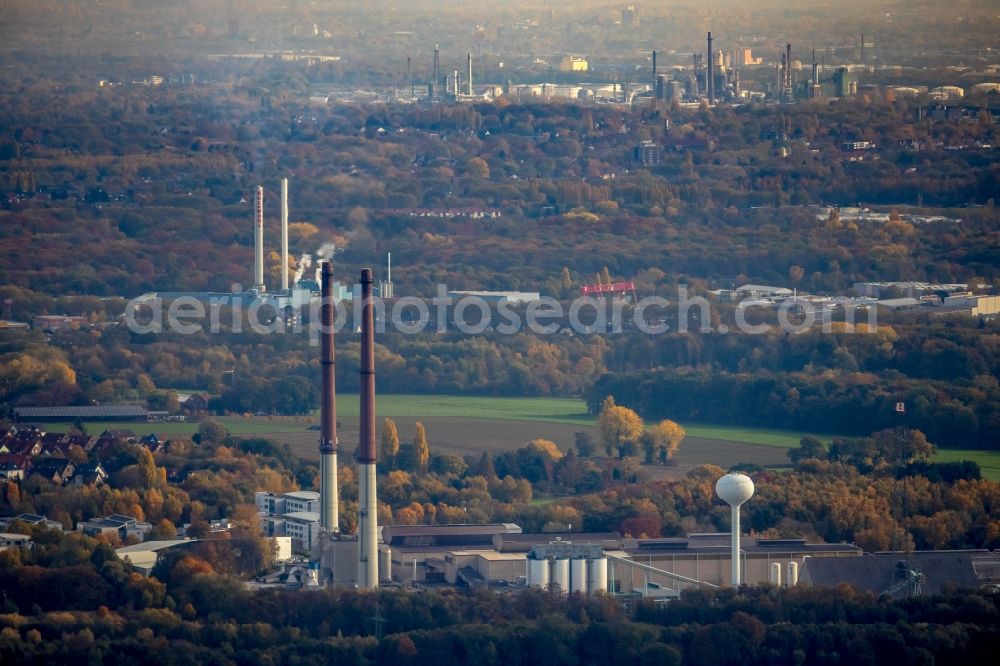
<box><xmin>466</xmin><ymin>52</ymin><xmax>473</xmax><ymax>95</ymax></box>
<box><xmin>433</xmin><ymin>45</ymin><xmax>440</xmax><ymax>88</ymax></box>
<box><xmin>651</xmin><ymin>50</ymin><xmax>657</xmax><ymax>106</ymax></box>
<box><xmin>811</xmin><ymin>47</ymin><xmax>820</xmax><ymax>99</ymax></box>
<box><xmin>784</xmin><ymin>43</ymin><xmax>793</xmax><ymax>102</ymax></box>
<box><xmin>281</xmin><ymin>178</ymin><xmax>289</xmax><ymax>292</ymax></box>
<box><xmin>357</xmin><ymin>268</ymin><xmax>379</xmax><ymax>589</ymax></box>
<box><xmin>319</xmin><ymin>262</ymin><xmax>340</xmax><ymax>533</ymax></box>
<box><xmin>707</xmin><ymin>32</ymin><xmax>714</xmax><ymax>103</ymax></box>
<box><xmin>254</xmin><ymin>185</ymin><xmax>265</xmax><ymax>292</ymax></box>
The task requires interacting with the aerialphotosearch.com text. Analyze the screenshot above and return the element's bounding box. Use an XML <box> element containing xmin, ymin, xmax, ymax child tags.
<box><xmin>124</xmin><ymin>284</ymin><xmax>877</xmax><ymax>344</ymax></box>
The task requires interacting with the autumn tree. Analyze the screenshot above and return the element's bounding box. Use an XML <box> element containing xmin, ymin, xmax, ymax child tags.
<box><xmin>473</xmin><ymin>452</ymin><xmax>497</xmax><ymax>480</ymax></box>
<box><xmin>559</xmin><ymin>266</ymin><xmax>573</xmax><ymax>298</ymax></box>
<box><xmin>642</xmin><ymin>419</ymin><xmax>686</xmax><ymax>464</ymax></box>
<box><xmin>465</xmin><ymin>157</ymin><xmax>490</xmax><ymax>178</ymax></box>
<box><xmin>380</xmin><ymin>418</ymin><xmax>400</xmax><ymax>470</ymax></box>
<box><xmin>788</xmin><ymin>436</ymin><xmax>828</xmax><ymax>465</ymax></box>
<box><xmin>408</xmin><ymin>422</ymin><xmax>430</xmax><ymax>474</ymax></box>
<box><xmin>597</xmin><ymin>396</ymin><xmax>645</xmax><ymax>459</ymax></box>
<box><xmin>197</xmin><ymin>420</ymin><xmax>229</xmax><ymax>445</ymax></box>
<box><xmin>871</xmin><ymin>428</ymin><xmax>936</xmax><ymax>467</ymax></box>
<box><xmin>574</xmin><ymin>431</ymin><xmax>597</xmax><ymax>457</ymax></box>
<box><xmin>137</xmin><ymin>447</ymin><xmax>159</xmax><ymax>490</ymax></box>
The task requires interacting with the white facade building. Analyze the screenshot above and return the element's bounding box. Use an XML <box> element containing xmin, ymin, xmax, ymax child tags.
<box><xmin>256</xmin><ymin>490</ymin><xmax>320</xmax><ymax>515</ymax></box>
<box><xmin>257</xmin><ymin>491</ymin><xmax>321</xmax><ymax>551</ymax></box>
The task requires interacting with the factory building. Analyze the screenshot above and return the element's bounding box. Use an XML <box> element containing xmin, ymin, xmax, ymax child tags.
<box><xmin>853</xmin><ymin>281</ymin><xmax>968</xmax><ymax>299</ymax></box>
<box><xmin>379</xmin><ymin>523</ymin><xmax>522</xmax><ymax>584</ymax></box>
<box><xmin>447</xmin><ymin>290</ymin><xmax>540</xmax><ymax>304</ymax></box>
<box><xmin>618</xmin><ymin>534</ymin><xmax>860</xmax><ymax>594</ymax></box>
<box><xmin>559</xmin><ymin>56</ymin><xmax>589</xmax><ymax>72</ymax></box>
<box><xmin>369</xmin><ymin>524</ymin><xmax>861</xmax><ymax>597</ymax></box>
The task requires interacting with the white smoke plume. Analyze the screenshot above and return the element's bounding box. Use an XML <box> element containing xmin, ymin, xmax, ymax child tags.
<box><xmin>316</xmin><ymin>242</ymin><xmax>337</xmax><ymax>263</ymax></box>
<box><xmin>314</xmin><ymin>242</ymin><xmax>339</xmax><ymax>283</ymax></box>
<box><xmin>293</xmin><ymin>253</ymin><xmax>312</xmax><ymax>284</ymax></box>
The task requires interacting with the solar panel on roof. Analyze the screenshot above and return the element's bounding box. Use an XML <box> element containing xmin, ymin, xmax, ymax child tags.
<box><xmin>15</xmin><ymin>406</ymin><xmax>148</xmax><ymax>418</ymax></box>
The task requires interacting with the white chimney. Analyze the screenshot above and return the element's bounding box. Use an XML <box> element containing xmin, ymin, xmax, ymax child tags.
<box><xmin>254</xmin><ymin>185</ymin><xmax>265</xmax><ymax>292</ymax></box>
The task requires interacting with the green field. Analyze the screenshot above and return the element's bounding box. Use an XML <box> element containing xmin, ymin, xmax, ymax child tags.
<box><xmin>35</xmin><ymin>394</ymin><xmax>999</xmax><ymax>479</ymax></box>
<box><xmin>932</xmin><ymin>448</ymin><xmax>1000</xmax><ymax>482</ymax></box>
<box><xmin>330</xmin><ymin>394</ymin><xmax>593</xmax><ymax>425</ymax></box>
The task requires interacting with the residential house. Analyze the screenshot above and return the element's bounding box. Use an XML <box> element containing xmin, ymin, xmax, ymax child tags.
<box><xmin>139</xmin><ymin>433</ymin><xmax>168</xmax><ymax>454</ymax></box>
<box><xmin>100</xmin><ymin>429</ymin><xmax>138</xmax><ymax>442</ymax></box>
<box><xmin>0</xmin><ymin>455</ymin><xmax>32</xmax><ymax>481</ymax></box>
<box><xmin>28</xmin><ymin>458</ymin><xmax>75</xmax><ymax>485</ymax></box>
<box><xmin>182</xmin><ymin>393</ymin><xmax>210</xmax><ymax>413</ymax></box>
<box><xmin>0</xmin><ymin>428</ymin><xmax>43</xmax><ymax>457</ymax></box>
<box><xmin>38</xmin><ymin>433</ymin><xmax>73</xmax><ymax>459</ymax></box>
<box><xmin>69</xmin><ymin>462</ymin><xmax>108</xmax><ymax>487</ymax></box>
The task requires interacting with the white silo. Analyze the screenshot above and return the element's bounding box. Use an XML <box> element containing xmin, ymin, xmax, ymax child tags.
<box><xmin>552</xmin><ymin>558</ymin><xmax>570</xmax><ymax>593</ymax></box>
<box><xmin>570</xmin><ymin>558</ymin><xmax>588</xmax><ymax>595</ymax></box>
<box><xmin>716</xmin><ymin>472</ymin><xmax>755</xmax><ymax>586</ymax></box>
<box><xmin>528</xmin><ymin>557</ymin><xmax>549</xmax><ymax>589</ymax></box>
<box><xmin>786</xmin><ymin>561</ymin><xmax>799</xmax><ymax>587</ymax></box>
<box><xmin>769</xmin><ymin>562</ymin><xmax>781</xmax><ymax>585</ymax></box>
<box><xmin>588</xmin><ymin>557</ymin><xmax>608</xmax><ymax>594</ymax></box>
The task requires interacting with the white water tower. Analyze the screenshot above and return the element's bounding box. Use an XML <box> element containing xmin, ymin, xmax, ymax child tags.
<box><xmin>716</xmin><ymin>473</ymin><xmax>755</xmax><ymax>586</ymax></box>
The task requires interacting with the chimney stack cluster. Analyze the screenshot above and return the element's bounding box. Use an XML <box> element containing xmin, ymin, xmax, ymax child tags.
<box><xmin>251</xmin><ymin>180</ymin><xmax>293</xmax><ymax>293</ymax></box>
<box><xmin>318</xmin><ymin>263</ymin><xmax>380</xmax><ymax>590</ymax></box>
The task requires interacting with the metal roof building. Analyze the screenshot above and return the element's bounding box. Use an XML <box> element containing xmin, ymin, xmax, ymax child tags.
<box><xmin>800</xmin><ymin>551</ymin><xmax>982</xmax><ymax>598</ymax></box>
<box><xmin>13</xmin><ymin>405</ymin><xmax>150</xmax><ymax>422</ymax></box>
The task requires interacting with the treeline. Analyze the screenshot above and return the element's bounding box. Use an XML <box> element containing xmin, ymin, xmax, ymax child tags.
<box><xmin>0</xmin><ymin>323</ymin><xmax>607</xmax><ymax>410</ymax></box>
<box><xmin>0</xmin><ymin>580</ymin><xmax>996</xmax><ymax>666</ymax></box>
<box><xmin>586</xmin><ymin>366</ymin><xmax>1000</xmax><ymax>450</ymax></box>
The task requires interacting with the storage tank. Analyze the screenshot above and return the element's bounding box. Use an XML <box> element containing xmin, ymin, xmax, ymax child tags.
<box><xmin>552</xmin><ymin>558</ymin><xmax>570</xmax><ymax>593</ymax></box>
<box><xmin>588</xmin><ymin>557</ymin><xmax>608</xmax><ymax>594</ymax></box>
<box><xmin>787</xmin><ymin>561</ymin><xmax>799</xmax><ymax>587</ymax></box>
<box><xmin>971</xmin><ymin>83</ymin><xmax>1000</xmax><ymax>94</ymax></box>
<box><xmin>528</xmin><ymin>557</ymin><xmax>549</xmax><ymax>589</ymax></box>
<box><xmin>769</xmin><ymin>562</ymin><xmax>781</xmax><ymax>585</ymax></box>
<box><xmin>570</xmin><ymin>558</ymin><xmax>588</xmax><ymax>595</ymax></box>
<box><xmin>380</xmin><ymin>548</ymin><xmax>392</xmax><ymax>582</ymax></box>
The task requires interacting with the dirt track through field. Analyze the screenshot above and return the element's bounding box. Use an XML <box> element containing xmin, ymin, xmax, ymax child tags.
<box><xmin>270</xmin><ymin>416</ymin><xmax>791</xmax><ymax>470</ymax></box>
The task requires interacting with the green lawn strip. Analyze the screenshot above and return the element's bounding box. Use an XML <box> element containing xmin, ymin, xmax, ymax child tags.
<box><xmin>679</xmin><ymin>423</ymin><xmax>826</xmax><ymax>448</ymax></box>
<box><xmin>332</xmin><ymin>394</ymin><xmax>592</xmax><ymax>424</ymax></box>
<box><xmin>932</xmin><ymin>448</ymin><xmax>1000</xmax><ymax>482</ymax></box>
